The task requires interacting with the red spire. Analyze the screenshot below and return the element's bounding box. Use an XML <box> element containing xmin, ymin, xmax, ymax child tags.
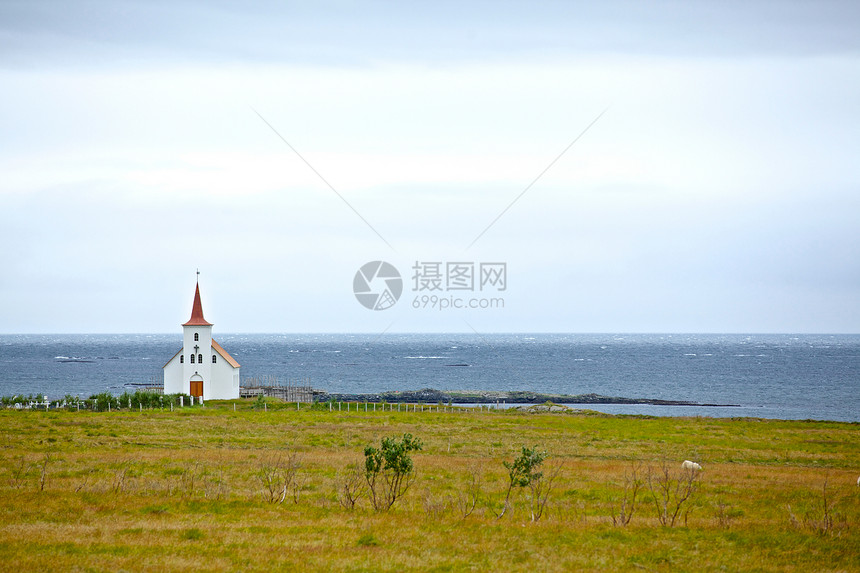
<box><xmin>182</xmin><ymin>282</ymin><xmax>213</xmax><ymax>326</ymax></box>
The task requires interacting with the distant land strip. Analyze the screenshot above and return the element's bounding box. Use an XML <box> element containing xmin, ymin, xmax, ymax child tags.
<box><xmin>315</xmin><ymin>388</ymin><xmax>740</xmax><ymax>407</ymax></box>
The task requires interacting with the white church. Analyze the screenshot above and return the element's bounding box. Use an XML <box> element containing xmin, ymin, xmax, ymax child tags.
<box><xmin>163</xmin><ymin>281</ymin><xmax>241</xmax><ymax>400</ymax></box>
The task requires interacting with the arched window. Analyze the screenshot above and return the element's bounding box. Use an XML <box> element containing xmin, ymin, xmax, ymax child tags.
<box><xmin>190</xmin><ymin>354</ymin><xmax>195</xmax><ymax>364</ymax></box>
<box><xmin>194</xmin><ymin>333</ymin><xmax>199</xmax><ymax>341</ymax></box>
<box><xmin>212</xmin><ymin>354</ymin><xmax>217</xmax><ymax>364</ymax></box>
<box><xmin>180</xmin><ymin>355</ymin><xmax>184</xmax><ymax>363</ymax></box>
<box><xmin>198</xmin><ymin>354</ymin><xmax>203</xmax><ymax>364</ymax></box>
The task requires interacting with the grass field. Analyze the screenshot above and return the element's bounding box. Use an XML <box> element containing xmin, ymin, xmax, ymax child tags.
<box><xmin>1</xmin><ymin>401</ymin><xmax>858</xmax><ymax>572</ymax></box>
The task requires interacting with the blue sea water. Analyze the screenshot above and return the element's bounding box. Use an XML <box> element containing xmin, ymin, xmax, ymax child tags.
<box><xmin>0</xmin><ymin>333</ymin><xmax>858</xmax><ymax>422</ymax></box>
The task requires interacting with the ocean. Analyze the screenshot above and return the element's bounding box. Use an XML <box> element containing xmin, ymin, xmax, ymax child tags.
<box><xmin>0</xmin><ymin>333</ymin><xmax>858</xmax><ymax>422</ymax></box>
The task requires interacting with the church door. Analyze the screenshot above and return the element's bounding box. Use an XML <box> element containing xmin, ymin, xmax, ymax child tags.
<box><xmin>190</xmin><ymin>379</ymin><xmax>203</xmax><ymax>398</ymax></box>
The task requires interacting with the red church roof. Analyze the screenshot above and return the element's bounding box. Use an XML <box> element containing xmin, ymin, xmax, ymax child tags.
<box><xmin>212</xmin><ymin>339</ymin><xmax>241</xmax><ymax>368</ymax></box>
<box><xmin>182</xmin><ymin>282</ymin><xmax>213</xmax><ymax>326</ymax></box>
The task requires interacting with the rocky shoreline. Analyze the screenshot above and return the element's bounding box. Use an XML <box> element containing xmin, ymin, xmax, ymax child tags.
<box><xmin>314</xmin><ymin>388</ymin><xmax>740</xmax><ymax>407</ymax></box>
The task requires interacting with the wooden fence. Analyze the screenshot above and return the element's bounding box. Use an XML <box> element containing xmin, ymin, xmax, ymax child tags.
<box><xmin>240</xmin><ymin>377</ymin><xmax>316</xmax><ymax>403</ymax></box>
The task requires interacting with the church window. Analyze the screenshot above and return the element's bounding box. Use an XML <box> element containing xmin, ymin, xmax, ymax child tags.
<box><xmin>194</xmin><ymin>333</ymin><xmax>199</xmax><ymax>341</ymax></box>
<box><xmin>212</xmin><ymin>354</ymin><xmax>217</xmax><ymax>363</ymax></box>
<box><xmin>190</xmin><ymin>354</ymin><xmax>195</xmax><ymax>364</ymax></box>
<box><xmin>180</xmin><ymin>355</ymin><xmax>184</xmax><ymax>363</ymax></box>
<box><xmin>198</xmin><ymin>354</ymin><xmax>203</xmax><ymax>364</ymax></box>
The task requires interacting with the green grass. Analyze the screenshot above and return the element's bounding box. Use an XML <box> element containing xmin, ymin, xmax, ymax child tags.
<box><xmin>0</xmin><ymin>402</ymin><xmax>858</xmax><ymax>572</ymax></box>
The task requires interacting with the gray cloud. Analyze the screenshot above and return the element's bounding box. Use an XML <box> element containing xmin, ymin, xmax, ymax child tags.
<box><xmin>2</xmin><ymin>1</ymin><xmax>860</xmax><ymax>70</ymax></box>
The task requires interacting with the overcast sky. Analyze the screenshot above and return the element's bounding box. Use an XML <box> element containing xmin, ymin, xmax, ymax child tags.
<box><xmin>1</xmin><ymin>1</ymin><xmax>859</xmax><ymax>334</ymax></box>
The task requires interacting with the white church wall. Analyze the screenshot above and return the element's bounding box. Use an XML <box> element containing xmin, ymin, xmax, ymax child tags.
<box><xmin>163</xmin><ymin>353</ymin><xmax>183</xmax><ymax>394</ymax></box>
<box><xmin>210</xmin><ymin>356</ymin><xmax>240</xmax><ymax>400</ymax></box>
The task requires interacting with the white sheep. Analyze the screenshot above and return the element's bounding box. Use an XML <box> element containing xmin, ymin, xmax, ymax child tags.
<box><xmin>681</xmin><ymin>460</ymin><xmax>702</xmax><ymax>471</ymax></box>
<box><xmin>856</xmin><ymin>475</ymin><xmax>859</xmax><ymax>486</ymax></box>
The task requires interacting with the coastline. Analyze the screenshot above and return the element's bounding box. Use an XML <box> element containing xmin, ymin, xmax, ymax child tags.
<box><xmin>315</xmin><ymin>387</ymin><xmax>741</xmax><ymax>407</ymax></box>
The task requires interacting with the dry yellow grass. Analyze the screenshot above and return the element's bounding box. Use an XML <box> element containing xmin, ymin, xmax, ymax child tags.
<box><xmin>0</xmin><ymin>404</ymin><xmax>858</xmax><ymax>571</ymax></box>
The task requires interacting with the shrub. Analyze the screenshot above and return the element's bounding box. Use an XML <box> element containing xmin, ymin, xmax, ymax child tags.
<box><xmin>258</xmin><ymin>452</ymin><xmax>302</xmax><ymax>504</ymax></box>
<box><xmin>337</xmin><ymin>461</ymin><xmax>366</xmax><ymax>510</ymax></box>
<box><xmin>88</xmin><ymin>392</ymin><xmax>119</xmax><ymax>412</ymax></box>
<box><xmin>498</xmin><ymin>445</ymin><xmax>547</xmax><ymax>519</ymax></box>
<box><xmin>364</xmin><ymin>433</ymin><xmax>423</xmax><ymax>511</ymax></box>
<box><xmin>646</xmin><ymin>460</ymin><xmax>700</xmax><ymax>527</ymax></box>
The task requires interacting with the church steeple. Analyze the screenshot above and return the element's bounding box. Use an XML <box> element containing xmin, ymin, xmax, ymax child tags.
<box><xmin>164</xmin><ymin>276</ymin><xmax>240</xmax><ymax>400</ymax></box>
<box><xmin>182</xmin><ymin>282</ymin><xmax>213</xmax><ymax>326</ymax></box>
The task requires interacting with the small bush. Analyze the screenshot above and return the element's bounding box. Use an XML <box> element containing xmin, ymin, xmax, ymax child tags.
<box><xmin>88</xmin><ymin>392</ymin><xmax>119</xmax><ymax>412</ymax></box>
<box><xmin>646</xmin><ymin>460</ymin><xmax>701</xmax><ymax>527</ymax></box>
<box><xmin>498</xmin><ymin>445</ymin><xmax>547</xmax><ymax>519</ymax></box>
<box><xmin>364</xmin><ymin>433</ymin><xmax>423</xmax><ymax>511</ymax></box>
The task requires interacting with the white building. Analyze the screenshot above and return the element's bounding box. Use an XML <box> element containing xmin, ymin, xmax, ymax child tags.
<box><xmin>163</xmin><ymin>282</ymin><xmax>240</xmax><ymax>399</ymax></box>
